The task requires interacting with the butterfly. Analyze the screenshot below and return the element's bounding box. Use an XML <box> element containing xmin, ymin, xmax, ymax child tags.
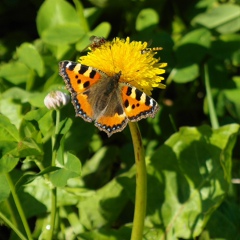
<box><xmin>59</xmin><ymin>61</ymin><xmax>160</xmax><ymax>137</ymax></box>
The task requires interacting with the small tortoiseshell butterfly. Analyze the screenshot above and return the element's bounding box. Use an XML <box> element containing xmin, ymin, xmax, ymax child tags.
<box><xmin>59</xmin><ymin>61</ymin><xmax>159</xmax><ymax>137</ymax></box>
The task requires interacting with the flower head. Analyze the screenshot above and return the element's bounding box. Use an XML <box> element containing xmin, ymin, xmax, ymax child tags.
<box><xmin>44</xmin><ymin>91</ymin><xmax>70</xmax><ymax>110</ymax></box>
<box><xmin>79</xmin><ymin>37</ymin><xmax>167</xmax><ymax>95</ymax></box>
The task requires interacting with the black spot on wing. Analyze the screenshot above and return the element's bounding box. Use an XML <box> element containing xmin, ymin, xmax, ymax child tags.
<box><xmin>135</xmin><ymin>89</ymin><xmax>143</xmax><ymax>101</ymax></box>
<box><xmin>78</xmin><ymin>65</ymin><xmax>89</xmax><ymax>74</ymax></box>
<box><xmin>124</xmin><ymin>99</ymin><xmax>129</xmax><ymax>108</ymax></box>
<box><xmin>89</xmin><ymin>70</ymin><xmax>97</xmax><ymax>78</ymax></box>
<box><xmin>83</xmin><ymin>81</ymin><xmax>90</xmax><ymax>88</ymax></box>
<box><xmin>145</xmin><ymin>95</ymin><xmax>151</xmax><ymax>106</ymax></box>
<box><xmin>126</xmin><ymin>87</ymin><xmax>132</xmax><ymax>96</ymax></box>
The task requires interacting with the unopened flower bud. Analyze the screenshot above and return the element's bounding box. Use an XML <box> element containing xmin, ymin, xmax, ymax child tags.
<box><xmin>44</xmin><ymin>91</ymin><xmax>70</xmax><ymax>110</ymax></box>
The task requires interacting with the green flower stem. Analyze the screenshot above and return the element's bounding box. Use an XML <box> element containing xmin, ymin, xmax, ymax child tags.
<box><xmin>129</xmin><ymin>122</ymin><xmax>147</xmax><ymax>240</ymax></box>
<box><xmin>5</xmin><ymin>173</ymin><xmax>33</xmax><ymax>240</ymax></box>
<box><xmin>204</xmin><ymin>64</ymin><xmax>219</xmax><ymax>129</ymax></box>
<box><xmin>47</xmin><ymin>110</ymin><xmax>60</xmax><ymax>240</ymax></box>
<box><xmin>0</xmin><ymin>211</ymin><xmax>27</xmax><ymax>240</ymax></box>
<box><xmin>5</xmin><ymin>199</ymin><xmax>18</xmax><ymax>228</ymax></box>
<box><xmin>52</xmin><ymin>110</ymin><xmax>60</xmax><ymax>166</ymax></box>
<box><xmin>48</xmin><ymin>187</ymin><xmax>56</xmax><ymax>240</ymax></box>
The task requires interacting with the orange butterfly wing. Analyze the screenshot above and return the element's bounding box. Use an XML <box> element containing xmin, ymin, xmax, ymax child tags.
<box><xmin>94</xmin><ymin>83</ymin><xmax>160</xmax><ymax>137</ymax></box>
<box><xmin>94</xmin><ymin>92</ymin><xmax>128</xmax><ymax>137</ymax></box>
<box><xmin>120</xmin><ymin>83</ymin><xmax>159</xmax><ymax>121</ymax></box>
<box><xmin>59</xmin><ymin>61</ymin><xmax>104</xmax><ymax>122</ymax></box>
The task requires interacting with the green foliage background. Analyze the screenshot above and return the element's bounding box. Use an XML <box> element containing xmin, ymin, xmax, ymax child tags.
<box><xmin>0</xmin><ymin>0</ymin><xmax>240</xmax><ymax>239</ymax></box>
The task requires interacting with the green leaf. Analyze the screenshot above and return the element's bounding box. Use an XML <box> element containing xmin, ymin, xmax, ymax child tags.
<box><xmin>0</xmin><ymin>114</ymin><xmax>19</xmax><ymax>142</ymax></box>
<box><xmin>24</xmin><ymin>108</ymin><xmax>54</xmax><ymax>140</ymax></box>
<box><xmin>81</xmin><ymin>146</ymin><xmax>119</xmax><ymax>188</ymax></box>
<box><xmin>0</xmin><ymin>88</ymin><xmax>33</xmax><ymax>127</ymax></box>
<box><xmin>232</xmin><ymin>49</ymin><xmax>240</xmax><ymax>67</ymax></box>
<box><xmin>90</xmin><ymin>22</ymin><xmax>111</xmax><ymax>38</ymax></box>
<box><xmin>79</xmin><ymin>226</ymin><xmax>131</xmax><ymax>240</ymax></box>
<box><xmin>63</xmin><ymin>152</ymin><xmax>81</xmax><ymax>175</ymax></box>
<box><xmin>205</xmin><ymin>200</ymin><xmax>240</xmax><ymax>239</ymax></box>
<box><xmin>18</xmin><ymin>136</ymin><xmax>43</xmax><ymax>158</ymax></box>
<box><xmin>146</xmin><ymin>124</ymin><xmax>239</xmax><ymax>238</ymax></box>
<box><xmin>0</xmin><ymin>87</ymin><xmax>45</xmax><ymax>122</ymax></box>
<box><xmin>37</xmin><ymin>0</ymin><xmax>81</xmax><ymax>34</ymax></box>
<box><xmin>17</xmin><ymin>43</ymin><xmax>45</xmax><ymax>77</ymax></box>
<box><xmin>0</xmin><ymin>174</ymin><xmax>10</xmax><ymax>202</ymax></box>
<box><xmin>22</xmin><ymin>175</ymin><xmax>79</xmax><ymax>217</ymax></box>
<box><xmin>173</xmin><ymin>63</ymin><xmax>199</xmax><ymax>83</ymax></box>
<box><xmin>177</xmin><ymin>28</ymin><xmax>211</xmax><ymax>48</ymax></box>
<box><xmin>175</xmin><ymin>28</ymin><xmax>211</xmax><ymax>64</ymax></box>
<box><xmin>36</xmin><ymin>0</ymin><xmax>86</xmax><ymax>45</ymax></box>
<box><xmin>38</xmin><ymin>110</ymin><xmax>55</xmax><ymax>140</ymax></box>
<box><xmin>49</xmin><ymin>168</ymin><xmax>79</xmax><ymax>188</ymax></box>
<box><xmin>15</xmin><ymin>166</ymin><xmax>60</xmax><ymax>190</ymax></box>
<box><xmin>192</xmin><ymin>4</ymin><xmax>240</xmax><ymax>34</ymax></box>
<box><xmin>24</xmin><ymin>108</ymin><xmax>49</xmax><ymax>122</ymax></box>
<box><xmin>0</xmin><ymin>115</ymin><xmax>19</xmax><ymax>173</ymax></box>
<box><xmin>19</xmin><ymin>119</ymin><xmax>38</xmax><ymax>140</ymax></box>
<box><xmin>41</xmin><ymin>24</ymin><xmax>85</xmax><ymax>46</ymax></box>
<box><xmin>49</xmin><ymin>152</ymin><xmax>81</xmax><ymax>187</ymax></box>
<box><xmin>136</xmin><ymin>8</ymin><xmax>159</xmax><ymax>31</ymax></box>
<box><xmin>0</xmin><ymin>62</ymin><xmax>32</xmax><ymax>84</ymax></box>
<box><xmin>75</xmin><ymin>22</ymin><xmax>111</xmax><ymax>52</ymax></box>
<box><xmin>58</xmin><ymin>118</ymin><xmax>73</xmax><ymax>136</ymax></box>
<box><xmin>72</xmin><ymin>0</ymin><xmax>89</xmax><ymax>32</ymax></box>
<box><xmin>64</xmin><ymin>118</ymin><xmax>96</xmax><ymax>153</ymax></box>
<box><xmin>222</xmin><ymin>88</ymin><xmax>240</xmax><ymax>121</ymax></box>
<box><xmin>0</xmin><ymin>155</ymin><xmax>19</xmax><ymax>174</ymax></box>
<box><xmin>78</xmin><ymin>178</ymin><xmax>128</xmax><ymax>229</ymax></box>
<box><xmin>18</xmin><ymin>119</ymin><xmax>44</xmax><ymax>158</ymax></box>
<box><xmin>211</xmin><ymin>34</ymin><xmax>240</xmax><ymax>64</ymax></box>
<box><xmin>173</xmin><ymin>28</ymin><xmax>211</xmax><ymax>83</ymax></box>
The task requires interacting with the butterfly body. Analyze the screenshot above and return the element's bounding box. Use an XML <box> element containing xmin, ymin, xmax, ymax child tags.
<box><xmin>59</xmin><ymin>61</ymin><xmax>159</xmax><ymax>137</ymax></box>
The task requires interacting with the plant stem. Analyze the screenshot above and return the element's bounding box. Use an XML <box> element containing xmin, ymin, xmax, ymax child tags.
<box><xmin>0</xmin><ymin>211</ymin><xmax>27</xmax><ymax>240</ymax></box>
<box><xmin>5</xmin><ymin>173</ymin><xmax>33</xmax><ymax>240</ymax></box>
<box><xmin>48</xmin><ymin>187</ymin><xmax>57</xmax><ymax>239</ymax></box>
<box><xmin>47</xmin><ymin>110</ymin><xmax>60</xmax><ymax>240</ymax></box>
<box><xmin>128</xmin><ymin>122</ymin><xmax>147</xmax><ymax>240</ymax></box>
<box><xmin>204</xmin><ymin>64</ymin><xmax>219</xmax><ymax>129</ymax></box>
<box><xmin>52</xmin><ymin>110</ymin><xmax>60</xmax><ymax>166</ymax></box>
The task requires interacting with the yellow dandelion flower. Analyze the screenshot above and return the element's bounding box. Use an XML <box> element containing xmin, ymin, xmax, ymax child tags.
<box><xmin>79</xmin><ymin>37</ymin><xmax>167</xmax><ymax>95</ymax></box>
